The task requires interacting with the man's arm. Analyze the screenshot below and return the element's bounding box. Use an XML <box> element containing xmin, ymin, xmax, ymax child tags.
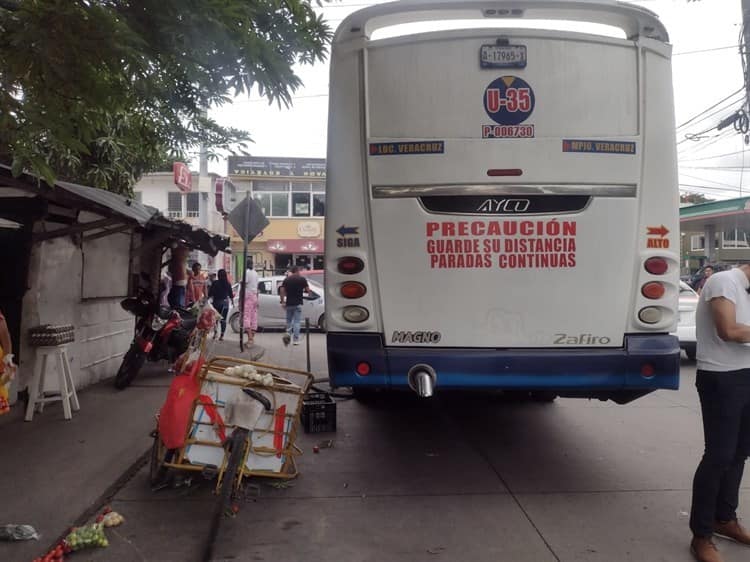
<box><xmin>279</xmin><ymin>283</ymin><xmax>287</xmax><ymax>304</ymax></box>
<box><xmin>710</xmin><ymin>297</ymin><xmax>750</xmax><ymax>342</ymax></box>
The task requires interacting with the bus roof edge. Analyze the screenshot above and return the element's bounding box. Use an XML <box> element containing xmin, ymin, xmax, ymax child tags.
<box><xmin>333</xmin><ymin>0</ymin><xmax>668</xmax><ymax>45</ymax></box>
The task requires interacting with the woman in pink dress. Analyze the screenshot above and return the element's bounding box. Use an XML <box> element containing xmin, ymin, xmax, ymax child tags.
<box><xmin>242</xmin><ymin>268</ymin><xmax>259</xmax><ymax>344</ymax></box>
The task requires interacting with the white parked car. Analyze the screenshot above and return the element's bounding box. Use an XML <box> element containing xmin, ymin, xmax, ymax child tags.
<box><xmin>672</xmin><ymin>280</ymin><xmax>697</xmax><ymax>360</ymax></box>
<box><xmin>228</xmin><ymin>276</ymin><xmax>326</xmax><ymax>333</ymax></box>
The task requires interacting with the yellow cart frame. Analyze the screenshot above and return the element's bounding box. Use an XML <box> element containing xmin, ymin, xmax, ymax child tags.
<box><xmin>151</xmin><ymin>355</ymin><xmax>313</xmax><ymax>492</ymax></box>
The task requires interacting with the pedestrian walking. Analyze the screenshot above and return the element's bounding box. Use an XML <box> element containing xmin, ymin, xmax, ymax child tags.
<box><xmin>279</xmin><ymin>266</ymin><xmax>309</xmax><ymax>346</ymax></box>
<box><xmin>690</xmin><ymin>264</ymin><xmax>750</xmax><ymax>562</ymax></box>
<box><xmin>186</xmin><ymin>262</ymin><xmax>208</xmax><ymax>305</ymax></box>
<box><xmin>696</xmin><ymin>265</ymin><xmax>715</xmax><ymax>294</ymax></box>
<box><xmin>208</xmin><ymin>269</ymin><xmax>233</xmax><ymax>341</ymax></box>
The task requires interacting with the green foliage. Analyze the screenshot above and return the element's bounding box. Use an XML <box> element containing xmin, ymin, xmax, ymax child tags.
<box><xmin>680</xmin><ymin>192</ymin><xmax>714</xmax><ymax>205</ymax></box>
<box><xmin>0</xmin><ymin>0</ymin><xmax>331</xmax><ymax>194</ymax></box>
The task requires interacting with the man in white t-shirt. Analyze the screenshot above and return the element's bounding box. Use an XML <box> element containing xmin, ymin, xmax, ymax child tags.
<box><xmin>690</xmin><ymin>264</ymin><xmax>750</xmax><ymax>562</ymax></box>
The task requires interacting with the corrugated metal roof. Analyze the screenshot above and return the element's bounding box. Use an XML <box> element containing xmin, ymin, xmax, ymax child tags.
<box><xmin>55</xmin><ymin>180</ymin><xmax>158</xmax><ymax>227</ymax></box>
<box><xmin>0</xmin><ymin>164</ymin><xmax>230</xmax><ymax>255</ymax></box>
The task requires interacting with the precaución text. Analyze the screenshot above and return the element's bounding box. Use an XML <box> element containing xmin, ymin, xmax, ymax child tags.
<box><xmin>426</xmin><ymin>220</ymin><xmax>577</xmax><ymax>269</ymax></box>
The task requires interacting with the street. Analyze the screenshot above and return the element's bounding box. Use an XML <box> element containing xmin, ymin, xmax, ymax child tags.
<box><xmin>6</xmin><ymin>331</ymin><xmax>741</xmax><ymax>562</ymax></box>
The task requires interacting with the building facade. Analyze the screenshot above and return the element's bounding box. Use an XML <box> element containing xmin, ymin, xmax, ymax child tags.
<box><xmin>227</xmin><ymin>156</ymin><xmax>326</xmax><ymax>275</ymax></box>
<box><xmin>134</xmin><ymin>168</ymin><xmax>237</xmax><ymax>276</ymax></box>
<box><xmin>680</xmin><ymin>197</ymin><xmax>750</xmax><ymax>274</ymax></box>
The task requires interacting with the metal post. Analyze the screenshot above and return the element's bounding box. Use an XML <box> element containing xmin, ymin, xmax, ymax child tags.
<box><xmin>239</xmin><ymin>191</ymin><xmax>250</xmax><ymax>353</ymax></box>
<box><xmin>305</xmin><ymin>317</ymin><xmax>311</xmax><ymax>373</ymax></box>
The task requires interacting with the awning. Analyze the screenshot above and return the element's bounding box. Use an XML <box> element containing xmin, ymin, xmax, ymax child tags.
<box><xmin>680</xmin><ymin>197</ymin><xmax>750</xmax><ymax>233</ymax></box>
<box><xmin>266</xmin><ymin>239</ymin><xmax>324</xmax><ymax>254</ymax></box>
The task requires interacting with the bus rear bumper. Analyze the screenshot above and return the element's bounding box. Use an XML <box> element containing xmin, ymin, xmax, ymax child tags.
<box><xmin>327</xmin><ymin>333</ymin><xmax>680</xmax><ymax>399</ymax></box>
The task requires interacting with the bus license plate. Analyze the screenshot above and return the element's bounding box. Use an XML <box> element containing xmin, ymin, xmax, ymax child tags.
<box><xmin>480</xmin><ymin>45</ymin><xmax>527</xmax><ymax>68</ymax></box>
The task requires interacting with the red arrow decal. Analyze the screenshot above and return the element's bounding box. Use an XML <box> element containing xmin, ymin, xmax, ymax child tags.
<box><xmin>647</xmin><ymin>225</ymin><xmax>669</xmax><ymax>237</ymax></box>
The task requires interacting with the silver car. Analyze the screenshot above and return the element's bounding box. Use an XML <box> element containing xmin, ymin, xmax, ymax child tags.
<box><xmin>228</xmin><ymin>275</ymin><xmax>326</xmax><ymax>333</ymax></box>
<box><xmin>671</xmin><ymin>280</ymin><xmax>697</xmax><ymax>360</ymax></box>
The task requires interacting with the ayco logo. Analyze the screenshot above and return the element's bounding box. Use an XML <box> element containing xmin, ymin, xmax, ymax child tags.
<box><xmin>477</xmin><ymin>198</ymin><xmax>531</xmax><ymax>213</ymax></box>
<box><xmin>391</xmin><ymin>331</ymin><xmax>442</xmax><ymax>344</ymax></box>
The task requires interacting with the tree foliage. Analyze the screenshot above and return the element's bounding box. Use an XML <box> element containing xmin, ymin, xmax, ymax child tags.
<box><xmin>680</xmin><ymin>192</ymin><xmax>714</xmax><ymax>205</ymax></box>
<box><xmin>0</xmin><ymin>0</ymin><xmax>331</xmax><ymax>194</ymax></box>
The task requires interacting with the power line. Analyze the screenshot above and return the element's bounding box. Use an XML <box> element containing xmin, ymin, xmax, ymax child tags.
<box><xmin>679</xmin><ymin>183</ymin><xmax>744</xmax><ymax>194</ymax></box>
<box><xmin>681</xmin><ymin>165</ymin><xmax>750</xmax><ymax>170</ymax></box>
<box><xmin>681</xmin><ymin>172</ymin><xmax>742</xmax><ymax>190</ymax></box>
<box><xmin>673</xmin><ymin>45</ymin><xmax>738</xmax><ymax>56</ymax></box>
<box><xmin>676</xmin><ymin>87</ymin><xmax>744</xmax><ymax>129</ymax></box>
<box><xmin>679</xmin><ymin>149</ymin><xmax>749</xmax><ymax>162</ymax></box>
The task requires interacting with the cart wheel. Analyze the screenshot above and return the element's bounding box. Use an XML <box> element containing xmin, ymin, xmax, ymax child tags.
<box><xmin>149</xmin><ymin>432</ymin><xmax>169</xmax><ymax>487</ymax></box>
<box><xmin>204</xmin><ymin>428</ymin><xmax>248</xmax><ymax>561</ymax></box>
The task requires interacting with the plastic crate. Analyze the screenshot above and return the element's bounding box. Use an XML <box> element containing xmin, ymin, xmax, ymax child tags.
<box><xmin>301</xmin><ymin>392</ymin><xmax>336</xmax><ymax>433</ymax></box>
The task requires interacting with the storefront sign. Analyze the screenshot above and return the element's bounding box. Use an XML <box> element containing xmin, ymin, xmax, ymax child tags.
<box><xmin>297</xmin><ymin>221</ymin><xmax>321</xmax><ymax>238</ymax></box>
<box><xmin>173</xmin><ymin>162</ymin><xmax>192</xmax><ymax>193</ymax></box>
<box><xmin>228</xmin><ymin>156</ymin><xmax>326</xmax><ymax>177</ymax></box>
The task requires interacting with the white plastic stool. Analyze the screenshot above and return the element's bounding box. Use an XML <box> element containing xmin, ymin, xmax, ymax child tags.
<box><xmin>25</xmin><ymin>345</ymin><xmax>80</xmax><ymax>421</ymax></box>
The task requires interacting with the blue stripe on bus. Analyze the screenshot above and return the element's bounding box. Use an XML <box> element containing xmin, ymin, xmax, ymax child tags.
<box><xmin>326</xmin><ymin>333</ymin><xmax>680</xmax><ymax>391</ymax></box>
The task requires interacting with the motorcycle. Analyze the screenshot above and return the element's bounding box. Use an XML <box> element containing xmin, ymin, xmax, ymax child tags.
<box><xmin>114</xmin><ymin>287</ymin><xmax>197</xmax><ymax>390</ymax></box>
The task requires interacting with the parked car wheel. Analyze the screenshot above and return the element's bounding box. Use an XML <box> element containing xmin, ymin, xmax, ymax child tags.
<box><xmin>317</xmin><ymin>313</ymin><xmax>326</xmax><ymax>332</ymax></box>
<box><xmin>684</xmin><ymin>343</ymin><xmax>696</xmax><ymax>361</ymax></box>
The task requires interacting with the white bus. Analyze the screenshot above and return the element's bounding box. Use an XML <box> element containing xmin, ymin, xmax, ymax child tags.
<box><xmin>325</xmin><ymin>0</ymin><xmax>680</xmax><ymax>403</ymax></box>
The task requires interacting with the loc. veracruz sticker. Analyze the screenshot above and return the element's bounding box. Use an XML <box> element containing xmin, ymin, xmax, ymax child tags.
<box><xmin>482</xmin><ymin>76</ymin><xmax>535</xmax><ymax>139</ymax></box>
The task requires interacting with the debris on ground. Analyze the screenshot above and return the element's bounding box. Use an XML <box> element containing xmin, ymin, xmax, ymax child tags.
<box><xmin>0</xmin><ymin>524</ymin><xmax>39</xmax><ymax>541</ymax></box>
<box><xmin>268</xmin><ymin>480</ymin><xmax>295</xmax><ymax>489</ymax></box>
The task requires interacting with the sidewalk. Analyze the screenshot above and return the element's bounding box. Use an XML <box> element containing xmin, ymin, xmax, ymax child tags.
<box><xmin>0</xmin><ymin>336</ymin><xmax>283</xmax><ymax>562</ymax></box>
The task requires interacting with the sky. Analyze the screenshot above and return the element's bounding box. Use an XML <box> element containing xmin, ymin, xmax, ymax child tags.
<box><xmin>207</xmin><ymin>0</ymin><xmax>748</xmax><ymax>201</ymax></box>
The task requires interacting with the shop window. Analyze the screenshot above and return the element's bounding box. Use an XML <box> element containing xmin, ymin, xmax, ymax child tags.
<box><xmin>168</xmin><ymin>192</ymin><xmax>183</xmax><ymax>218</ymax></box>
<box><xmin>271</xmin><ymin>193</ymin><xmax>289</xmax><ymax>216</ymax></box>
<box><xmin>292</xmin><ymin>193</ymin><xmax>311</xmax><ymax>217</ymax></box>
<box><xmin>691</xmin><ymin>234</ymin><xmax>719</xmax><ymax>251</ymax></box>
<box><xmin>253</xmin><ymin>193</ymin><xmax>271</xmax><ymax>216</ymax></box>
<box><xmin>313</xmin><ymin>193</ymin><xmax>325</xmax><ymax>217</ymax></box>
<box><xmin>186</xmin><ymin>192</ymin><xmax>200</xmax><ymax>218</ymax></box>
<box><xmin>722</xmin><ymin>228</ymin><xmax>749</xmax><ymax>248</ymax></box>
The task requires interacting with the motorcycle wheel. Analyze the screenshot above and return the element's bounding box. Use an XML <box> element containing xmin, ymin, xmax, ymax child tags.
<box><xmin>230</xmin><ymin>312</ymin><xmax>241</xmax><ymax>334</ymax></box>
<box><xmin>114</xmin><ymin>345</ymin><xmax>146</xmax><ymax>390</ymax></box>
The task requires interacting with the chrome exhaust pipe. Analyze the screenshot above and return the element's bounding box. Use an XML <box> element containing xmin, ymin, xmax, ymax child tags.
<box><xmin>407</xmin><ymin>364</ymin><xmax>437</xmax><ymax>398</ymax></box>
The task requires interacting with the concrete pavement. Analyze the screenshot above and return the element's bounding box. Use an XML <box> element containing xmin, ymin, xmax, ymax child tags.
<box><xmin>0</xmin><ymin>334</ymin><xmax>283</xmax><ymax>562</ymax></box>
<box><xmin>4</xmin><ymin>339</ymin><xmax>750</xmax><ymax>562</ymax></box>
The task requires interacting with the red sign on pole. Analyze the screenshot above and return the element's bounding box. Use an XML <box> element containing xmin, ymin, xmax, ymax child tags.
<box><xmin>173</xmin><ymin>162</ymin><xmax>192</xmax><ymax>193</ymax></box>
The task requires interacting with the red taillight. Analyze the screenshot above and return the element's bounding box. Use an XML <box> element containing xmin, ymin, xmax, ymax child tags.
<box><xmin>641</xmin><ymin>363</ymin><xmax>655</xmax><ymax>378</ymax></box>
<box><xmin>337</xmin><ymin>256</ymin><xmax>364</xmax><ymax>275</ymax></box>
<box><xmin>644</xmin><ymin>257</ymin><xmax>668</xmax><ymax>275</ymax></box>
<box><xmin>356</xmin><ymin>362</ymin><xmax>371</xmax><ymax>376</ymax></box>
<box><xmin>341</xmin><ymin>281</ymin><xmax>367</xmax><ymax>299</ymax></box>
<box><xmin>641</xmin><ymin>282</ymin><xmax>666</xmax><ymax>299</ymax></box>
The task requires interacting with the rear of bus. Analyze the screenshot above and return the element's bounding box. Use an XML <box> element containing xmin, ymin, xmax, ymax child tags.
<box><xmin>325</xmin><ymin>0</ymin><xmax>680</xmax><ymax>403</ymax></box>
